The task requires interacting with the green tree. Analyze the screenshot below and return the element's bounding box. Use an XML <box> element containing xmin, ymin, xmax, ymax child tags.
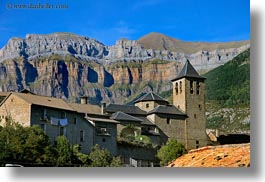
<box><xmin>157</xmin><ymin>139</ymin><xmax>187</xmax><ymax>166</ymax></box>
<box><xmin>72</xmin><ymin>144</ymin><xmax>90</xmax><ymax>166</ymax></box>
<box><xmin>0</xmin><ymin>117</ymin><xmax>55</xmax><ymax>166</ymax></box>
<box><xmin>135</xmin><ymin>135</ymin><xmax>151</xmax><ymax>144</ymax></box>
<box><xmin>55</xmin><ymin>136</ymin><xmax>72</xmax><ymax>166</ymax></box>
<box><xmin>88</xmin><ymin>144</ymin><xmax>121</xmax><ymax>167</ymax></box>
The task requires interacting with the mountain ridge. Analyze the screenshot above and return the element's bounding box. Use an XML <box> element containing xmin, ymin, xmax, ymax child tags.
<box><xmin>0</xmin><ymin>32</ymin><xmax>250</xmax><ymax>74</ymax></box>
<box><xmin>137</xmin><ymin>32</ymin><xmax>250</xmax><ymax>54</ymax></box>
<box><xmin>0</xmin><ymin>32</ymin><xmax>250</xmax><ymax>105</ymax></box>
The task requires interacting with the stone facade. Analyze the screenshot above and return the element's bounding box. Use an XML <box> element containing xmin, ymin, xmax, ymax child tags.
<box><xmin>172</xmin><ymin>77</ymin><xmax>208</xmax><ymax>149</ymax></box>
<box><xmin>95</xmin><ymin>122</ymin><xmax>118</xmax><ymax>155</ymax></box>
<box><xmin>149</xmin><ymin>113</ymin><xmax>187</xmax><ymax>145</ymax></box>
<box><xmin>30</xmin><ymin>105</ymin><xmax>95</xmax><ymax>154</ymax></box>
<box><xmin>0</xmin><ymin>94</ymin><xmax>31</xmax><ymax>126</ymax></box>
<box><xmin>135</xmin><ymin>101</ymin><xmax>165</xmax><ymax>112</ymax></box>
<box><xmin>0</xmin><ymin>92</ymin><xmax>118</xmax><ymax>155</ymax></box>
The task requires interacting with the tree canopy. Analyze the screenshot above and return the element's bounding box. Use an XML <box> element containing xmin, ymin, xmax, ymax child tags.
<box><xmin>0</xmin><ymin>117</ymin><xmax>121</xmax><ymax>167</ymax></box>
<box><xmin>0</xmin><ymin>117</ymin><xmax>56</xmax><ymax>166</ymax></box>
<box><xmin>157</xmin><ymin>139</ymin><xmax>187</xmax><ymax>166</ymax></box>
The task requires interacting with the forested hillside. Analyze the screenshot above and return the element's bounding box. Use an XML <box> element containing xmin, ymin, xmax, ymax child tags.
<box><xmin>204</xmin><ymin>49</ymin><xmax>250</xmax><ymax>107</ymax></box>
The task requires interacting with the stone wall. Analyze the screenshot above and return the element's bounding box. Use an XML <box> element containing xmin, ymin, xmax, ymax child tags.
<box><xmin>154</xmin><ymin>114</ymin><xmax>187</xmax><ymax>145</ymax></box>
<box><xmin>0</xmin><ymin>94</ymin><xmax>31</xmax><ymax>126</ymax></box>
<box><xmin>30</xmin><ymin>105</ymin><xmax>94</xmax><ymax>154</ymax></box>
<box><xmin>95</xmin><ymin>122</ymin><xmax>117</xmax><ymax>155</ymax></box>
<box><xmin>117</xmin><ymin>143</ymin><xmax>158</xmax><ymax>166</ymax></box>
<box><xmin>172</xmin><ymin>78</ymin><xmax>208</xmax><ymax>150</ymax></box>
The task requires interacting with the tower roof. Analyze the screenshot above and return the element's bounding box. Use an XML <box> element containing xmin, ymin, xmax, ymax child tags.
<box><xmin>134</xmin><ymin>91</ymin><xmax>169</xmax><ymax>104</ymax></box>
<box><xmin>171</xmin><ymin>60</ymin><xmax>206</xmax><ymax>81</ymax></box>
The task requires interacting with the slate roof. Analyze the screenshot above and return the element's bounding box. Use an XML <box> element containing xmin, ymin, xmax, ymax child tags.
<box><xmin>134</xmin><ymin>91</ymin><xmax>168</xmax><ymax>104</ymax></box>
<box><xmin>105</xmin><ymin>104</ymin><xmax>146</xmax><ymax>115</ymax></box>
<box><xmin>85</xmin><ymin>116</ymin><xmax>119</xmax><ymax>124</ymax></box>
<box><xmin>111</xmin><ymin>111</ymin><xmax>143</xmax><ymax>122</ymax></box>
<box><xmin>167</xmin><ymin>143</ymin><xmax>250</xmax><ymax>167</ymax></box>
<box><xmin>148</xmin><ymin>105</ymin><xmax>186</xmax><ymax>116</ymax></box>
<box><xmin>136</xmin><ymin>116</ymin><xmax>155</xmax><ymax>126</ymax></box>
<box><xmin>171</xmin><ymin>60</ymin><xmax>206</xmax><ymax>81</ymax></box>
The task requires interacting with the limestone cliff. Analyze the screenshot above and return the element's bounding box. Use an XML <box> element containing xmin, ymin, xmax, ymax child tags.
<box><xmin>0</xmin><ymin>33</ymin><xmax>250</xmax><ymax>104</ymax></box>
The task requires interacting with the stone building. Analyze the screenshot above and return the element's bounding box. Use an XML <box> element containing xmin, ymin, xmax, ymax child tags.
<box><xmin>104</xmin><ymin>60</ymin><xmax>208</xmax><ymax>151</ymax></box>
<box><xmin>0</xmin><ymin>92</ymin><xmax>118</xmax><ymax>155</ymax></box>
<box><xmin>0</xmin><ymin>60</ymin><xmax>208</xmax><ymax>165</ymax></box>
<box><xmin>171</xmin><ymin>60</ymin><xmax>208</xmax><ymax>149</ymax></box>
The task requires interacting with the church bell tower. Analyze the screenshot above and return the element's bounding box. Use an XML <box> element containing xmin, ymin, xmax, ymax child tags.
<box><xmin>171</xmin><ymin>60</ymin><xmax>208</xmax><ymax>150</ymax></box>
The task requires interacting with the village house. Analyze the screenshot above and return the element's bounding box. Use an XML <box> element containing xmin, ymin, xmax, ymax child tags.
<box><xmin>0</xmin><ymin>91</ymin><xmax>118</xmax><ymax>155</ymax></box>
<box><xmin>0</xmin><ymin>60</ymin><xmax>209</xmax><ymax>166</ymax></box>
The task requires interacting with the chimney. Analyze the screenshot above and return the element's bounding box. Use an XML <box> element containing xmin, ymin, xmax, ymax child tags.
<box><xmin>101</xmin><ymin>102</ymin><xmax>106</xmax><ymax>114</ymax></box>
<box><xmin>80</xmin><ymin>96</ymin><xmax>88</xmax><ymax>104</ymax></box>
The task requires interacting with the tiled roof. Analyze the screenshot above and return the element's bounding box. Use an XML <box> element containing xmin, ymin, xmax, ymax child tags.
<box><xmin>111</xmin><ymin>111</ymin><xmax>143</xmax><ymax>122</ymax></box>
<box><xmin>68</xmin><ymin>103</ymin><xmax>101</xmax><ymax>114</ymax></box>
<box><xmin>134</xmin><ymin>91</ymin><xmax>168</xmax><ymax>104</ymax></box>
<box><xmin>167</xmin><ymin>143</ymin><xmax>250</xmax><ymax>167</ymax></box>
<box><xmin>105</xmin><ymin>104</ymin><xmax>146</xmax><ymax>115</ymax></box>
<box><xmin>171</xmin><ymin>60</ymin><xmax>206</xmax><ymax>81</ymax></box>
<box><xmin>0</xmin><ymin>92</ymin><xmax>10</xmax><ymax>97</ymax></box>
<box><xmin>11</xmin><ymin>93</ymin><xmax>74</xmax><ymax>111</ymax></box>
<box><xmin>148</xmin><ymin>105</ymin><xmax>186</xmax><ymax>116</ymax></box>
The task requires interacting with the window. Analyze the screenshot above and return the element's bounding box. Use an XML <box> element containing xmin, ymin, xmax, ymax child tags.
<box><xmin>179</xmin><ymin>81</ymin><xmax>182</xmax><ymax>94</ymax></box>
<box><xmin>166</xmin><ymin>118</ymin><xmax>171</xmax><ymax>124</ymax></box>
<box><xmin>190</xmin><ymin>81</ymin><xmax>194</xmax><ymax>94</ymax></box>
<box><xmin>102</xmin><ymin>138</ymin><xmax>106</xmax><ymax>142</ymax></box>
<box><xmin>146</xmin><ymin>103</ymin><xmax>149</xmax><ymax>108</ymax></box>
<box><xmin>61</xmin><ymin>111</ymin><xmax>66</xmax><ymax>119</ymax></box>
<box><xmin>80</xmin><ymin>130</ymin><xmax>84</xmax><ymax>142</ymax></box>
<box><xmin>41</xmin><ymin>108</ymin><xmax>47</xmax><ymax>119</ymax></box>
<box><xmin>40</xmin><ymin>124</ymin><xmax>46</xmax><ymax>134</ymax></box>
<box><xmin>74</xmin><ymin>117</ymin><xmax>77</xmax><ymax>125</ymax></box>
<box><xmin>196</xmin><ymin>81</ymin><xmax>200</xmax><ymax>95</ymax></box>
<box><xmin>194</xmin><ymin>114</ymin><xmax>197</xmax><ymax>118</ymax></box>
<box><xmin>177</xmin><ymin>105</ymin><xmax>180</xmax><ymax>109</ymax></box>
<box><xmin>196</xmin><ymin>140</ymin><xmax>199</xmax><ymax>148</ymax></box>
<box><xmin>175</xmin><ymin>82</ymin><xmax>178</xmax><ymax>95</ymax></box>
<box><xmin>59</xmin><ymin>127</ymin><xmax>66</xmax><ymax>136</ymax></box>
<box><xmin>96</xmin><ymin>127</ymin><xmax>110</xmax><ymax>136</ymax></box>
<box><xmin>198</xmin><ymin>104</ymin><xmax>202</xmax><ymax>110</ymax></box>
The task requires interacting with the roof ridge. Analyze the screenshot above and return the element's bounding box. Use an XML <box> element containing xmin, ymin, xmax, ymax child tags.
<box><xmin>134</xmin><ymin>91</ymin><xmax>168</xmax><ymax>104</ymax></box>
<box><xmin>151</xmin><ymin>92</ymin><xmax>155</xmax><ymax>100</ymax></box>
<box><xmin>171</xmin><ymin>60</ymin><xmax>206</xmax><ymax>81</ymax></box>
<box><xmin>112</xmin><ymin>111</ymin><xmax>143</xmax><ymax>122</ymax></box>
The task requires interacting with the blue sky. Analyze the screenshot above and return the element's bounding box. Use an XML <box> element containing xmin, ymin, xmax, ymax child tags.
<box><xmin>0</xmin><ymin>0</ymin><xmax>249</xmax><ymax>48</ymax></box>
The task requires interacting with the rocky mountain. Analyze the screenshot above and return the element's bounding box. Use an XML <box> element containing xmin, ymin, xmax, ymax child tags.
<box><xmin>0</xmin><ymin>33</ymin><xmax>250</xmax><ymax>72</ymax></box>
<box><xmin>0</xmin><ymin>32</ymin><xmax>250</xmax><ymax>104</ymax></box>
<box><xmin>138</xmin><ymin>32</ymin><xmax>250</xmax><ymax>54</ymax></box>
